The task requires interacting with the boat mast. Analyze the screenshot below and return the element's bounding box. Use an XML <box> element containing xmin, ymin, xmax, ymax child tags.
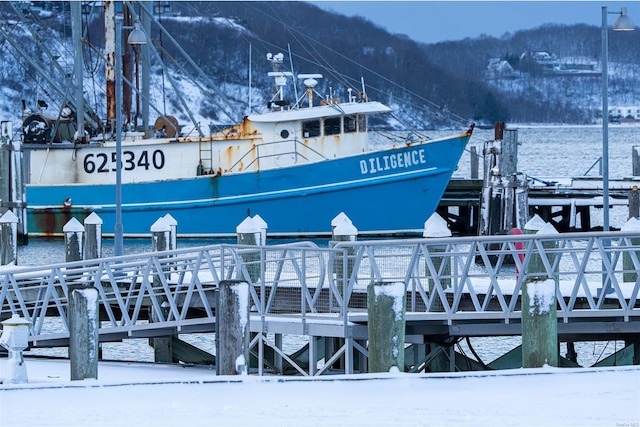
<box><xmin>70</xmin><ymin>1</ymin><xmax>85</xmax><ymax>142</ymax></box>
<box><xmin>105</xmin><ymin>1</ymin><xmax>116</xmax><ymax>130</ymax></box>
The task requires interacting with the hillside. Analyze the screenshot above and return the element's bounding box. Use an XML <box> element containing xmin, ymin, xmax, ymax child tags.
<box><xmin>0</xmin><ymin>1</ymin><xmax>639</xmax><ymax>132</ymax></box>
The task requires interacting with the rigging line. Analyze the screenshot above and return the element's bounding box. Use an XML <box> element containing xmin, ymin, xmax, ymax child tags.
<box><xmin>268</xmin><ymin>4</ymin><xmax>351</xmax><ymax>90</ymax></box>
<box><xmin>242</xmin><ymin>2</ymin><xmax>349</xmax><ymax>89</ymax></box>
<box><xmin>133</xmin><ymin>1</ymin><xmax>239</xmax><ymax>124</ymax></box>
<box><xmin>154</xmin><ymin>1</ymin><xmax>167</xmax><ymax>116</ymax></box>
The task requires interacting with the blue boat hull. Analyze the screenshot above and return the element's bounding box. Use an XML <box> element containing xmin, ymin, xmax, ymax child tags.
<box><xmin>26</xmin><ymin>134</ymin><xmax>470</xmax><ymax>237</ymax></box>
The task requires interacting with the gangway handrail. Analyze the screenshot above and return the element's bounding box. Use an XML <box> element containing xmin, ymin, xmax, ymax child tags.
<box><xmin>1</xmin><ymin>231</ymin><xmax>639</xmax><ymax>354</ymax></box>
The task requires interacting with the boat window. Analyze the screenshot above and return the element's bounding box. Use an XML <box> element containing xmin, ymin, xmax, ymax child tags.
<box><xmin>324</xmin><ymin>117</ymin><xmax>341</xmax><ymax>136</ymax></box>
<box><xmin>344</xmin><ymin>116</ymin><xmax>357</xmax><ymax>133</ymax></box>
<box><xmin>358</xmin><ymin>115</ymin><xmax>367</xmax><ymax>132</ymax></box>
<box><xmin>302</xmin><ymin>120</ymin><xmax>321</xmax><ymax>138</ymax></box>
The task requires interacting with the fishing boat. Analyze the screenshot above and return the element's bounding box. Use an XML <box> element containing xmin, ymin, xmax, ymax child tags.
<box><xmin>6</xmin><ymin>2</ymin><xmax>473</xmax><ymax>239</ymax></box>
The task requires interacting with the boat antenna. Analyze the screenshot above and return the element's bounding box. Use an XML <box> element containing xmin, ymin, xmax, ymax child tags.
<box><xmin>248</xmin><ymin>43</ymin><xmax>252</xmax><ymax>115</ymax></box>
<box><xmin>266</xmin><ymin>53</ymin><xmax>292</xmax><ymax>111</ymax></box>
<box><xmin>287</xmin><ymin>44</ymin><xmax>299</xmax><ymax>109</ymax></box>
<box><xmin>360</xmin><ymin>77</ymin><xmax>368</xmax><ymax>102</ymax></box>
<box><xmin>297</xmin><ymin>74</ymin><xmax>323</xmax><ymax>108</ymax></box>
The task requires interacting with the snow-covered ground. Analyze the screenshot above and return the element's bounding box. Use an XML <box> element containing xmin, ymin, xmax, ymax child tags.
<box><xmin>1</xmin><ymin>358</ymin><xmax>638</xmax><ymax>426</ymax></box>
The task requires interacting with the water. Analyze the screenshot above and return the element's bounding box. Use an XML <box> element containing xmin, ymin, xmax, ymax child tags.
<box><xmin>15</xmin><ymin>124</ymin><xmax>640</xmax><ymax>368</ymax></box>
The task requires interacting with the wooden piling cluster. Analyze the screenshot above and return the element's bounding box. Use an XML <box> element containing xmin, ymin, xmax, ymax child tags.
<box><xmin>479</xmin><ymin>124</ymin><xmax>528</xmax><ymax>237</ymax></box>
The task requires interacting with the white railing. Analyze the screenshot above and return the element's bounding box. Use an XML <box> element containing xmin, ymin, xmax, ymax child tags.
<box><xmin>1</xmin><ymin>231</ymin><xmax>639</xmax><ymax>347</ymax></box>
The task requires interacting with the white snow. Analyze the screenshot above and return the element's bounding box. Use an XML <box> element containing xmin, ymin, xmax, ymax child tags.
<box><xmin>525</xmin><ymin>278</ymin><xmax>557</xmax><ymax>315</ymax></box>
<box><xmin>524</xmin><ymin>213</ymin><xmax>547</xmax><ymax>232</ymax></box>
<box><xmin>373</xmin><ymin>281</ymin><xmax>405</xmax><ymax>321</ymax></box>
<box><xmin>0</xmin><ymin>358</ymin><xmax>638</xmax><ymax>427</ymax></box>
<box><xmin>423</xmin><ymin>212</ymin><xmax>451</xmax><ymax>237</ymax></box>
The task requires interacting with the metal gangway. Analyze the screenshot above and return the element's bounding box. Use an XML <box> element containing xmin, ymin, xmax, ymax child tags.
<box><xmin>1</xmin><ymin>231</ymin><xmax>639</xmax><ymax>375</ymax></box>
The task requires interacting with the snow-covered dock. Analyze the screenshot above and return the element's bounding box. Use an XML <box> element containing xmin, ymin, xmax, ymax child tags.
<box><xmin>1</xmin><ymin>224</ymin><xmax>639</xmax><ymax>376</ymax></box>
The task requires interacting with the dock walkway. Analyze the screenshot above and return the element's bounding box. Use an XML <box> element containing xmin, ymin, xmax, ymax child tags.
<box><xmin>1</xmin><ymin>232</ymin><xmax>639</xmax><ymax>375</ymax></box>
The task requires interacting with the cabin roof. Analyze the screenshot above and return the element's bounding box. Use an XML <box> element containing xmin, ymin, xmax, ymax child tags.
<box><xmin>247</xmin><ymin>101</ymin><xmax>392</xmax><ymax>123</ymax></box>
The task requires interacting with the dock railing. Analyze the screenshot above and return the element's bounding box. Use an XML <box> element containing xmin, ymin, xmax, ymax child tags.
<box><xmin>1</xmin><ymin>231</ymin><xmax>639</xmax><ymax>364</ymax></box>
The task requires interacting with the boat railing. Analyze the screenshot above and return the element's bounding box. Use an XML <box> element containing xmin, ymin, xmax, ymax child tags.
<box><xmin>227</xmin><ymin>138</ymin><xmax>328</xmax><ymax>172</ymax></box>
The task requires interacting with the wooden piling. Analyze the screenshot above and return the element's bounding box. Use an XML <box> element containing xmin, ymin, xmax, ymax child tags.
<box><xmin>63</xmin><ymin>217</ymin><xmax>85</xmax><ymax>262</ymax></box>
<box><xmin>633</xmin><ymin>146</ymin><xmax>640</xmax><ymax>177</ymax></box>
<box><xmin>622</xmin><ymin>217</ymin><xmax>640</xmax><ymax>283</ymax></box>
<box><xmin>217</xmin><ymin>280</ymin><xmax>250</xmax><ymax>375</ymax></box>
<box><xmin>252</xmin><ymin>214</ymin><xmax>268</xmax><ymax>246</ymax></box>
<box><xmin>422</xmin><ymin>213</ymin><xmax>451</xmax><ymax>372</ymax></box>
<box><xmin>1</xmin><ymin>121</ymin><xmax>27</xmax><ymax>245</ymax></box>
<box><xmin>629</xmin><ymin>186</ymin><xmax>640</xmax><ymax>219</ymax></box>
<box><xmin>69</xmin><ymin>285</ymin><xmax>99</xmax><ymax>380</ymax></box>
<box><xmin>423</xmin><ymin>213</ymin><xmax>451</xmax><ymax>309</ymax></box>
<box><xmin>367</xmin><ymin>281</ymin><xmax>406</xmax><ymax>373</ymax></box>
<box><xmin>236</xmin><ymin>216</ymin><xmax>262</xmax><ymax>282</ymax></box>
<box><xmin>470</xmin><ymin>145</ymin><xmax>479</xmax><ymax>179</ymax></box>
<box><xmin>83</xmin><ymin>212</ymin><xmax>102</xmax><ymax>260</ymax></box>
<box><xmin>0</xmin><ymin>134</ymin><xmax>10</xmax><ymax>213</ymax></box>
<box><xmin>0</xmin><ymin>210</ymin><xmax>18</xmax><ymax>266</ymax></box>
<box><xmin>163</xmin><ymin>213</ymin><xmax>178</xmax><ymax>251</ymax></box>
<box><xmin>522</xmin><ymin>219</ymin><xmax>559</xmax><ymax>368</ymax></box>
<box><xmin>149</xmin><ymin>217</ymin><xmax>173</xmax><ymax>363</ymax></box>
<box><xmin>479</xmin><ymin>127</ymin><xmax>528</xmax><ymax>236</ymax></box>
<box><xmin>331</xmin><ymin>213</ymin><xmax>357</xmax><ymax>298</ymax></box>
<box><xmin>329</xmin><ymin>213</ymin><xmax>357</xmax><ymax>371</ymax></box>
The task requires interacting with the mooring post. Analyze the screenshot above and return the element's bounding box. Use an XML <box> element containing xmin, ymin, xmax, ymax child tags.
<box><xmin>629</xmin><ymin>186</ymin><xmax>640</xmax><ymax>219</ymax></box>
<box><xmin>149</xmin><ymin>216</ymin><xmax>173</xmax><ymax>363</ymax></box>
<box><xmin>622</xmin><ymin>217</ymin><xmax>640</xmax><ymax>283</ymax></box>
<box><xmin>236</xmin><ymin>216</ymin><xmax>262</xmax><ymax>282</ymax></box>
<box><xmin>367</xmin><ymin>281</ymin><xmax>406</xmax><ymax>373</ymax></box>
<box><xmin>522</xmin><ymin>217</ymin><xmax>559</xmax><ymax>368</ymax></box>
<box><xmin>83</xmin><ymin>212</ymin><xmax>102</xmax><ymax>260</ymax></box>
<box><xmin>163</xmin><ymin>213</ymin><xmax>178</xmax><ymax>250</ymax></box>
<box><xmin>633</xmin><ymin>146</ymin><xmax>640</xmax><ymax>177</ymax></box>
<box><xmin>423</xmin><ymin>213</ymin><xmax>451</xmax><ymax>309</ymax></box>
<box><xmin>0</xmin><ymin>209</ymin><xmax>18</xmax><ymax>266</ymax></box>
<box><xmin>422</xmin><ymin>213</ymin><xmax>451</xmax><ymax>372</ymax></box>
<box><xmin>68</xmin><ymin>285</ymin><xmax>99</xmax><ymax>380</ymax></box>
<box><xmin>252</xmin><ymin>214</ymin><xmax>268</xmax><ymax>246</ymax></box>
<box><xmin>479</xmin><ymin>126</ymin><xmax>527</xmax><ymax>237</ymax></box>
<box><xmin>470</xmin><ymin>145</ymin><xmax>479</xmax><ymax>179</ymax></box>
<box><xmin>331</xmin><ymin>213</ymin><xmax>357</xmax><ymax>298</ymax></box>
<box><xmin>329</xmin><ymin>213</ymin><xmax>357</xmax><ymax>371</ymax></box>
<box><xmin>217</xmin><ymin>280</ymin><xmax>250</xmax><ymax>375</ymax></box>
<box><xmin>63</xmin><ymin>217</ymin><xmax>85</xmax><ymax>262</ymax></box>
<box><xmin>0</xmin><ymin>132</ymin><xmax>10</xmax><ymax>214</ymax></box>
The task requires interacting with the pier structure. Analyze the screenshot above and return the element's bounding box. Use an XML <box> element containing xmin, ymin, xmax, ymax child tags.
<box><xmin>438</xmin><ymin>126</ymin><xmax>640</xmax><ymax>236</ymax></box>
<box><xmin>0</xmin><ymin>229</ymin><xmax>639</xmax><ymax>375</ymax></box>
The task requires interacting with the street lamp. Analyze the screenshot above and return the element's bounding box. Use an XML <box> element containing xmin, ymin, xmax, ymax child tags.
<box><xmin>601</xmin><ymin>6</ymin><xmax>634</xmax><ymax>233</ymax></box>
<box><xmin>114</xmin><ymin>19</ymin><xmax>147</xmax><ymax>256</ymax></box>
